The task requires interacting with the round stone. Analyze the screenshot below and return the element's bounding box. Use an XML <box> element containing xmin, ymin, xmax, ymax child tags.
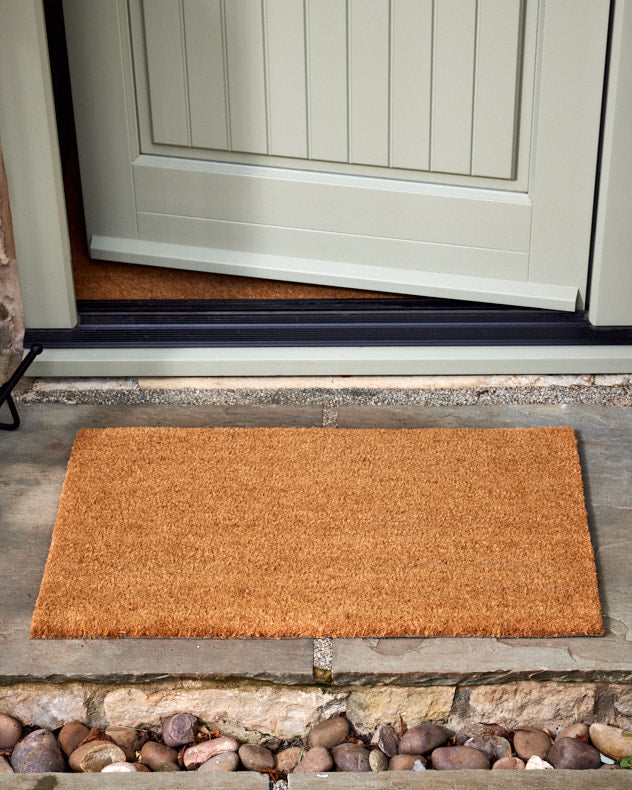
<box><xmin>547</xmin><ymin>737</ymin><xmax>601</xmax><ymax>770</ymax></box>
<box><xmin>274</xmin><ymin>746</ymin><xmax>303</xmax><ymax>773</ymax></box>
<box><xmin>104</xmin><ymin>726</ymin><xmax>138</xmax><ymax>762</ymax></box>
<box><xmin>0</xmin><ymin>715</ymin><xmax>22</xmax><ymax>750</ymax></box>
<box><xmin>389</xmin><ymin>754</ymin><xmax>426</xmax><ymax>771</ymax></box>
<box><xmin>556</xmin><ymin>723</ymin><xmax>589</xmax><ymax>741</ymax></box>
<box><xmin>369</xmin><ymin>749</ymin><xmax>388</xmax><ymax>772</ymax></box>
<box><xmin>10</xmin><ymin>729</ymin><xmax>65</xmax><ymax>774</ymax></box>
<box><xmin>198</xmin><ymin>751</ymin><xmax>240</xmax><ymax>772</ymax></box>
<box><xmin>525</xmin><ymin>755</ymin><xmax>554</xmax><ymax>769</ymax></box>
<box><xmin>589</xmin><ymin>723</ymin><xmax>632</xmax><ymax>763</ymax></box>
<box><xmin>464</xmin><ymin>735</ymin><xmax>512</xmax><ymax>763</ymax></box>
<box><xmin>161</xmin><ymin>713</ymin><xmax>198</xmax><ymax>747</ymax></box>
<box><xmin>155</xmin><ymin>761</ymin><xmax>181</xmax><ymax>771</ymax></box>
<box><xmin>331</xmin><ymin>742</ymin><xmax>370</xmax><ymax>772</ymax></box>
<box><xmin>399</xmin><ymin>724</ymin><xmax>448</xmax><ymax>755</ymax></box>
<box><xmin>293</xmin><ymin>746</ymin><xmax>333</xmax><ymax>774</ymax></box>
<box><xmin>238</xmin><ymin>743</ymin><xmax>274</xmax><ymax>772</ymax></box>
<box><xmin>492</xmin><ymin>756</ymin><xmax>526</xmax><ymax>769</ymax></box>
<box><xmin>0</xmin><ymin>756</ymin><xmax>14</xmax><ymax>774</ymax></box>
<box><xmin>308</xmin><ymin>717</ymin><xmax>350</xmax><ymax>750</ymax></box>
<box><xmin>58</xmin><ymin>722</ymin><xmax>90</xmax><ymax>757</ymax></box>
<box><xmin>69</xmin><ymin>741</ymin><xmax>127</xmax><ymax>773</ymax></box>
<box><xmin>431</xmin><ymin>746</ymin><xmax>490</xmax><ymax>771</ymax></box>
<box><xmin>101</xmin><ymin>761</ymin><xmax>138</xmax><ymax>772</ymax></box>
<box><xmin>132</xmin><ymin>763</ymin><xmax>151</xmax><ymax>772</ymax></box>
<box><xmin>183</xmin><ymin>736</ymin><xmax>239</xmax><ymax>770</ymax></box>
<box><xmin>139</xmin><ymin>741</ymin><xmax>179</xmax><ymax>771</ymax></box>
<box><xmin>513</xmin><ymin>727</ymin><xmax>553</xmax><ymax>761</ymax></box>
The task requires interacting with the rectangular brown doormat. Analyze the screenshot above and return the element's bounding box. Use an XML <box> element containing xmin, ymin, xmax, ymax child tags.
<box><xmin>31</xmin><ymin>426</ymin><xmax>603</xmax><ymax>639</ymax></box>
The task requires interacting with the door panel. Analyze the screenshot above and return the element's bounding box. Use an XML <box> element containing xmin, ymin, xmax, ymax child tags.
<box><xmin>63</xmin><ymin>0</ymin><xmax>610</xmax><ymax>310</ymax></box>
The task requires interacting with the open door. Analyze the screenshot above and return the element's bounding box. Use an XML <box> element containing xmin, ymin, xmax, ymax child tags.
<box><xmin>62</xmin><ymin>0</ymin><xmax>609</xmax><ymax>311</ymax></box>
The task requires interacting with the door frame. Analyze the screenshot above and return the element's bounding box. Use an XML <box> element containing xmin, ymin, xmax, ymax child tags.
<box><xmin>1</xmin><ymin>0</ymin><xmax>632</xmax><ymax>375</ymax></box>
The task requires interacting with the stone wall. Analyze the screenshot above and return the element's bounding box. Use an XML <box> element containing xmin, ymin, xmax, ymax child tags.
<box><xmin>0</xmin><ymin>142</ymin><xmax>25</xmax><ymax>381</ymax></box>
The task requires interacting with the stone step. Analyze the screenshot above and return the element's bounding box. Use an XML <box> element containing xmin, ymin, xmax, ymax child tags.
<box><xmin>0</xmin><ymin>775</ymin><xmax>267</xmax><ymax>789</ymax></box>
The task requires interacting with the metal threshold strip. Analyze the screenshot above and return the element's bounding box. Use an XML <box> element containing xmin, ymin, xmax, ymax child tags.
<box><xmin>24</xmin><ymin>298</ymin><xmax>632</xmax><ymax>348</ymax></box>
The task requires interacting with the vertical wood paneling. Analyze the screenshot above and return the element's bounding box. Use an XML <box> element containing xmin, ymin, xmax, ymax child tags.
<box><xmin>349</xmin><ymin>0</ymin><xmax>390</xmax><ymax>166</ymax></box>
<box><xmin>306</xmin><ymin>0</ymin><xmax>348</xmax><ymax>162</ymax></box>
<box><xmin>471</xmin><ymin>0</ymin><xmax>523</xmax><ymax>178</ymax></box>
<box><xmin>390</xmin><ymin>0</ymin><xmax>432</xmax><ymax>170</ymax></box>
<box><xmin>142</xmin><ymin>0</ymin><xmax>190</xmax><ymax>146</ymax></box>
<box><xmin>224</xmin><ymin>0</ymin><xmax>268</xmax><ymax>154</ymax></box>
<box><xmin>431</xmin><ymin>0</ymin><xmax>476</xmax><ymax>174</ymax></box>
<box><xmin>183</xmin><ymin>0</ymin><xmax>228</xmax><ymax>150</ymax></box>
<box><xmin>265</xmin><ymin>0</ymin><xmax>307</xmax><ymax>157</ymax></box>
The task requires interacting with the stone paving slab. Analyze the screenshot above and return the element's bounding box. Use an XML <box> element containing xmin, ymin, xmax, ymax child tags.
<box><xmin>0</xmin><ymin>775</ymin><xmax>268</xmax><ymax>789</ymax></box>
<box><xmin>288</xmin><ymin>771</ymin><xmax>632</xmax><ymax>789</ymax></box>
<box><xmin>332</xmin><ymin>404</ymin><xmax>632</xmax><ymax>685</ymax></box>
<box><xmin>0</xmin><ymin>405</ymin><xmax>317</xmax><ymax>684</ymax></box>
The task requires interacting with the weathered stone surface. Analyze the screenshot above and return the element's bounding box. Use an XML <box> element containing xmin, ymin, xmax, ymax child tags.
<box><xmin>274</xmin><ymin>746</ymin><xmax>303</xmax><ymax>773</ymax></box>
<box><xmin>308</xmin><ymin>716</ymin><xmax>350</xmax><ymax>749</ymax></box>
<box><xmin>162</xmin><ymin>713</ymin><xmax>198</xmax><ymax>747</ymax></box>
<box><xmin>101</xmin><ymin>761</ymin><xmax>138</xmax><ymax>772</ymax></box>
<box><xmin>0</xmin><ymin>714</ymin><xmax>21</xmax><ymax>749</ymax></box>
<box><xmin>104</xmin><ymin>726</ymin><xmax>138</xmax><ymax>761</ymax></box>
<box><xmin>183</xmin><ymin>737</ymin><xmax>239</xmax><ymax>770</ymax></box>
<box><xmin>103</xmin><ymin>685</ymin><xmax>346</xmax><ymax>740</ymax></box>
<box><xmin>547</xmin><ymin>736</ymin><xmax>601</xmax><ymax>769</ymax></box>
<box><xmin>68</xmin><ymin>741</ymin><xmax>127</xmax><ymax>773</ymax></box>
<box><xmin>198</xmin><ymin>751</ymin><xmax>240</xmax><ymax>772</ymax></box>
<box><xmin>370</xmin><ymin>724</ymin><xmax>399</xmax><ymax>757</ymax></box>
<box><xmin>238</xmin><ymin>743</ymin><xmax>274</xmax><ymax>772</ymax></box>
<box><xmin>347</xmin><ymin>686</ymin><xmax>454</xmax><ymax>735</ymax></box>
<box><xmin>369</xmin><ymin>749</ymin><xmax>388</xmax><ymax>772</ymax></box>
<box><xmin>399</xmin><ymin>724</ymin><xmax>448</xmax><ymax>755</ymax></box>
<box><xmin>612</xmin><ymin>685</ymin><xmax>632</xmax><ymax>728</ymax></box>
<box><xmin>139</xmin><ymin>741</ymin><xmax>178</xmax><ymax>771</ymax></box>
<box><xmin>431</xmin><ymin>746</ymin><xmax>490</xmax><ymax>770</ymax></box>
<box><xmin>10</xmin><ymin>729</ymin><xmax>65</xmax><ymax>773</ymax></box>
<box><xmin>464</xmin><ymin>735</ymin><xmax>511</xmax><ymax>763</ymax></box>
<box><xmin>513</xmin><ymin>728</ymin><xmax>553</xmax><ymax>761</ymax></box>
<box><xmin>0</xmin><ymin>685</ymin><xmax>88</xmax><ymax>729</ymax></box>
<box><xmin>492</xmin><ymin>756</ymin><xmax>526</xmax><ymax>769</ymax></box>
<box><xmin>293</xmin><ymin>746</ymin><xmax>333</xmax><ymax>774</ymax></box>
<box><xmin>389</xmin><ymin>754</ymin><xmax>425</xmax><ymax>771</ymax></box>
<box><xmin>58</xmin><ymin>722</ymin><xmax>90</xmax><ymax>757</ymax></box>
<box><xmin>589</xmin><ymin>723</ymin><xmax>632</xmax><ymax>762</ymax></box>
<box><xmin>0</xmin><ymin>757</ymin><xmax>13</xmax><ymax>774</ymax></box>
<box><xmin>331</xmin><ymin>743</ymin><xmax>370</xmax><ymax>772</ymax></box>
<box><xmin>556</xmin><ymin>723</ymin><xmax>589</xmax><ymax>741</ymax></box>
<box><xmin>464</xmin><ymin>683</ymin><xmax>595</xmax><ymax>731</ymax></box>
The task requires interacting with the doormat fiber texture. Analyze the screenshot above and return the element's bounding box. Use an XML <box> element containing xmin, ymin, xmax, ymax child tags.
<box><xmin>31</xmin><ymin>426</ymin><xmax>603</xmax><ymax>639</ymax></box>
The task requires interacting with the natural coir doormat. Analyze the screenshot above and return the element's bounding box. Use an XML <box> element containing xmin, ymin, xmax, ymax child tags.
<box><xmin>31</xmin><ymin>426</ymin><xmax>603</xmax><ymax>639</ymax></box>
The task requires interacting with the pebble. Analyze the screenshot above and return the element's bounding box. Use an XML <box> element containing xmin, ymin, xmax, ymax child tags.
<box><xmin>183</xmin><ymin>736</ymin><xmax>239</xmax><ymax>770</ymax></box>
<box><xmin>369</xmin><ymin>748</ymin><xmax>388</xmax><ymax>772</ymax></box>
<box><xmin>58</xmin><ymin>722</ymin><xmax>90</xmax><ymax>757</ymax></box>
<box><xmin>155</xmin><ymin>761</ymin><xmax>181</xmax><ymax>771</ymax></box>
<box><xmin>526</xmin><ymin>755</ymin><xmax>554</xmax><ymax>769</ymax></box>
<box><xmin>10</xmin><ymin>729</ymin><xmax>65</xmax><ymax>773</ymax></box>
<box><xmin>431</xmin><ymin>745</ymin><xmax>490</xmax><ymax>771</ymax></box>
<box><xmin>0</xmin><ymin>757</ymin><xmax>14</xmax><ymax>774</ymax></box>
<box><xmin>101</xmin><ymin>761</ymin><xmax>138</xmax><ymax>773</ymax></box>
<box><xmin>331</xmin><ymin>742</ymin><xmax>371</xmax><ymax>772</ymax></box>
<box><xmin>274</xmin><ymin>746</ymin><xmax>303</xmax><ymax>773</ymax></box>
<box><xmin>389</xmin><ymin>754</ymin><xmax>425</xmax><ymax>771</ymax></box>
<box><xmin>399</xmin><ymin>724</ymin><xmax>448</xmax><ymax>755</ymax></box>
<box><xmin>132</xmin><ymin>762</ymin><xmax>151</xmax><ymax>772</ymax></box>
<box><xmin>492</xmin><ymin>756</ymin><xmax>526</xmax><ymax>769</ymax></box>
<box><xmin>139</xmin><ymin>741</ymin><xmax>179</xmax><ymax>771</ymax></box>
<box><xmin>513</xmin><ymin>727</ymin><xmax>553</xmax><ymax>761</ymax></box>
<box><xmin>198</xmin><ymin>751</ymin><xmax>240</xmax><ymax>772</ymax></box>
<box><xmin>547</xmin><ymin>736</ymin><xmax>601</xmax><ymax>770</ymax></box>
<box><xmin>308</xmin><ymin>717</ymin><xmax>350</xmax><ymax>750</ymax></box>
<box><xmin>556</xmin><ymin>723</ymin><xmax>589</xmax><ymax>741</ymax></box>
<box><xmin>589</xmin><ymin>723</ymin><xmax>632</xmax><ymax>762</ymax></box>
<box><xmin>293</xmin><ymin>746</ymin><xmax>334</xmax><ymax>774</ymax></box>
<box><xmin>370</xmin><ymin>724</ymin><xmax>400</xmax><ymax>757</ymax></box>
<box><xmin>104</xmin><ymin>726</ymin><xmax>138</xmax><ymax>761</ymax></box>
<box><xmin>0</xmin><ymin>715</ymin><xmax>22</xmax><ymax>750</ymax></box>
<box><xmin>69</xmin><ymin>741</ymin><xmax>127</xmax><ymax>773</ymax></box>
<box><xmin>238</xmin><ymin>743</ymin><xmax>274</xmax><ymax>772</ymax></box>
<box><xmin>464</xmin><ymin>735</ymin><xmax>512</xmax><ymax>762</ymax></box>
<box><xmin>161</xmin><ymin>713</ymin><xmax>198</xmax><ymax>747</ymax></box>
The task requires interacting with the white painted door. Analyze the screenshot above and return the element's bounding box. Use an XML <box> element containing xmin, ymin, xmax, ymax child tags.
<box><xmin>62</xmin><ymin>0</ymin><xmax>610</xmax><ymax>310</ymax></box>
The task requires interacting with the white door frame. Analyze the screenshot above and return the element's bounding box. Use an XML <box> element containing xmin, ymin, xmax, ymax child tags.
<box><xmin>1</xmin><ymin>0</ymin><xmax>631</xmax><ymax>375</ymax></box>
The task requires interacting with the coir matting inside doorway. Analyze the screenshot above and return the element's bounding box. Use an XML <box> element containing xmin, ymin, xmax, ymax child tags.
<box><xmin>31</xmin><ymin>426</ymin><xmax>603</xmax><ymax>639</ymax></box>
